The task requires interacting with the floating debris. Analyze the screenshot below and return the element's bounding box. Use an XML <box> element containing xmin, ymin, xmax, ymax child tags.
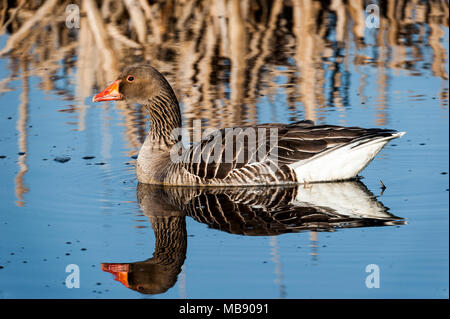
<box><xmin>54</xmin><ymin>156</ymin><xmax>71</xmax><ymax>163</ymax></box>
<box><xmin>82</xmin><ymin>156</ymin><xmax>95</xmax><ymax>160</ymax></box>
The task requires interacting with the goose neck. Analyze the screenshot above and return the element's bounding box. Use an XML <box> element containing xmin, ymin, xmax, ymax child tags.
<box><xmin>146</xmin><ymin>94</ymin><xmax>182</xmax><ymax>146</ymax></box>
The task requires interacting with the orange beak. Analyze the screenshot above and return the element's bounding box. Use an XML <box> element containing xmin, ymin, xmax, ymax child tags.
<box><xmin>92</xmin><ymin>80</ymin><xmax>123</xmax><ymax>102</ymax></box>
<box><xmin>101</xmin><ymin>263</ymin><xmax>129</xmax><ymax>288</ymax></box>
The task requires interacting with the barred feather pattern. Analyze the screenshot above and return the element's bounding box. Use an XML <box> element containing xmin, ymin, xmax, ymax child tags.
<box><xmin>137</xmin><ymin>182</ymin><xmax>403</xmax><ymax>236</ymax></box>
<box><xmin>136</xmin><ymin>86</ymin><xmax>403</xmax><ymax>186</ymax></box>
<box><xmin>125</xmin><ymin>182</ymin><xmax>403</xmax><ymax>293</ymax></box>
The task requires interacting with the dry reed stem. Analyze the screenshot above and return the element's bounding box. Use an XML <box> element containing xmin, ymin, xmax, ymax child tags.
<box><xmin>0</xmin><ymin>0</ymin><xmax>58</xmax><ymax>56</ymax></box>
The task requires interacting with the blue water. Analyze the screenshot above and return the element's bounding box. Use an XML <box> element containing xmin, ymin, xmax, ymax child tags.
<box><xmin>0</xmin><ymin>28</ymin><xmax>448</xmax><ymax>299</ymax></box>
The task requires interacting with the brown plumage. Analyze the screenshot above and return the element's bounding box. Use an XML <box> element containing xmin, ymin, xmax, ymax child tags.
<box><xmin>93</xmin><ymin>65</ymin><xmax>405</xmax><ymax>186</ymax></box>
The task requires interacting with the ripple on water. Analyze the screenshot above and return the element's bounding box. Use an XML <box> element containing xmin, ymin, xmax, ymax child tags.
<box><xmin>25</xmin><ymin>159</ymin><xmax>139</xmax><ymax>221</ymax></box>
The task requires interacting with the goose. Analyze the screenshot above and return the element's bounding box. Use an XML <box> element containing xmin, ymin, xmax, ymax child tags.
<box><xmin>93</xmin><ymin>65</ymin><xmax>405</xmax><ymax>186</ymax></box>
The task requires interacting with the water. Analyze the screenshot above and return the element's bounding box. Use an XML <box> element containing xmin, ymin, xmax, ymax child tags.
<box><xmin>0</xmin><ymin>1</ymin><xmax>448</xmax><ymax>299</ymax></box>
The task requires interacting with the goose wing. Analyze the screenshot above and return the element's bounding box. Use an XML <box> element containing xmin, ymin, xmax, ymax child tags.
<box><xmin>178</xmin><ymin>120</ymin><xmax>399</xmax><ymax>181</ymax></box>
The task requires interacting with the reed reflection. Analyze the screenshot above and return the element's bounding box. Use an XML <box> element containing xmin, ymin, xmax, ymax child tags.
<box><xmin>15</xmin><ymin>60</ymin><xmax>29</xmax><ymax>207</ymax></box>
<box><xmin>101</xmin><ymin>181</ymin><xmax>404</xmax><ymax>295</ymax></box>
<box><xmin>1</xmin><ymin>0</ymin><xmax>448</xmax><ymax>138</ymax></box>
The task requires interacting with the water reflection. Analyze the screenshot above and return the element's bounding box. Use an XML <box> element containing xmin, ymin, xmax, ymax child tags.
<box><xmin>101</xmin><ymin>181</ymin><xmax>404</xmax><ymax>295</ymax></box>
<box><xmin>15</xmin><ymin>60</ymin><xmax>29</xmax><ymax>207</ymax></box>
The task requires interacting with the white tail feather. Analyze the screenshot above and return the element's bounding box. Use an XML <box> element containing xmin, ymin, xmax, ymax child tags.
<box><xmin>293</xmin><ymin>182</ymin><xmax>395</xmax><ymax>219</ymax></box>
<box><xmin>289</xmin><ymin>132</ymin><xmax>405</xmax><ymax>183</ymax></box>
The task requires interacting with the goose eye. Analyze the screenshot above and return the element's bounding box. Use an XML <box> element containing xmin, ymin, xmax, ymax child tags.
<box><xmin>127</xmin><ymin>75</ymin><xmax>135</xmax><ymax>83</ymax></box>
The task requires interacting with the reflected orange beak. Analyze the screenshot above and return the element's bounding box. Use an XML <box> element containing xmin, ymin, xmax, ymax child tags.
<box><xmin>101</xmin><ymin>263</ymin><xmax>129</xmax><ymax>288</ymax></box>
<box><xmin>92</xmin><ymin>80</ymin><xmax>123</xmax><ymax>102</ymax></box>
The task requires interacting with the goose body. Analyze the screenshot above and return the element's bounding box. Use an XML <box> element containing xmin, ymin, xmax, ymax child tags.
<box><xmin>93</xmin><ymin>65</ymin><xmax>405</xmax><ymax>186</ymax></box>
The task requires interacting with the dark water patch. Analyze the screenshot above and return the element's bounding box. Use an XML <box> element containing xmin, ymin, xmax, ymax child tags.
<box><xmin>54</xmin><ymin>156</ymin><xmax>71</xmax><ymax>163</ymax></box>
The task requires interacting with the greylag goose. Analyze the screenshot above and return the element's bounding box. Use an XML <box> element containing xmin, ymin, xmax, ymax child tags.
<box><xmin>93</xmin><ymin>65</ymin><xmax>405</xmax><ymax>186</ymax></box>
<box><xmin>101</xmin><ymin>181</ymin><xmax>403</xmax><ymax>294</ymax></box>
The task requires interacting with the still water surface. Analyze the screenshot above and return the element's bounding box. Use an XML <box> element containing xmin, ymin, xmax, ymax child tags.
<box><xmin>0</xmin><ymin>1</ymin><xmax>448</xmax><ymax>298</ymax></box>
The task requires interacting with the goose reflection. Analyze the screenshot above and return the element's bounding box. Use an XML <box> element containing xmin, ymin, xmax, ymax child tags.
<box><xmin>101</xmin><ymin>181</ymin><xmax>404</xmax><ymax>295</ymax></box>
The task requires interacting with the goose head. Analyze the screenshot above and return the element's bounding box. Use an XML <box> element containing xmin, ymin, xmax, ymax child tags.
<box><xmin>93</xmin><ymin>65</ymin><xmax>182</xmax><ymax>144</ymax></box>
<box><xmin>92</xmin><ymin>65</ymin><xmax>178</xmax><ymax>107</ymax></box>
